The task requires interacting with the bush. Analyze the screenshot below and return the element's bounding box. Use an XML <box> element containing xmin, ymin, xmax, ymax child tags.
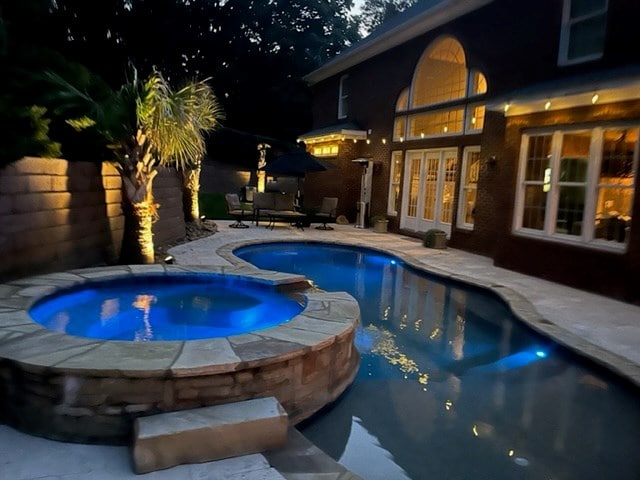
<box><xmin>198</xmin><ymin>192</ymin><xmax>231</xmax><ymax>220</ymax></box>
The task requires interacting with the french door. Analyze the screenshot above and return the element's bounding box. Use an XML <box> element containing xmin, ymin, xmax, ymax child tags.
<box><xmin>400</xmin><ymin>148</ymin><xmax>458</xmax><ymax>235</ymax></box>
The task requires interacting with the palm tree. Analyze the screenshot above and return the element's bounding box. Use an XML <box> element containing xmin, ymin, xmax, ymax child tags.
<box><xmin>182</xmin><ymin>156</ymin><xmax>203</xmax><ymax>224</ymax></box>
<box><xmin>48</xmin><ymin>67</ymin><xmax>224</xmax><ymax>263</ymax></box>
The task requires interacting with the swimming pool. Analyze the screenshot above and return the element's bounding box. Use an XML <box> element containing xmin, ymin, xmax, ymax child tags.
<box><xmin>235</xmin><ymin>242</ymin><xmax>640</xmax><ymax>480</ymax></box>
<box><xmin>29</xmin><ymin>274</ymin><xmax>304</xmax><ymax>341</ymax></box>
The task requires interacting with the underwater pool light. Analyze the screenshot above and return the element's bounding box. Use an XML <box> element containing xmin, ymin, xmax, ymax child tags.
<box><xmin>535</xmin><ymin>350</ymin><xmax>547</xmax><ymax>359</ymax></box>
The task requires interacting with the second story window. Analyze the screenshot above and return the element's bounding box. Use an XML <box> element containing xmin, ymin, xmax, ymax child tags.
<box><xmin>393</xmin><ymin>36</ymin><xmax>487</xmax><ymax>142</ymax></box>
<box><xmin>558</xmin><ymin>0</ymin><xmax>608</xmax><ymax>65</ymax></box>
<box><xmin>338</xmin><ymin>75</ymin><xmax>349</xmax><ymax>119</ymax></box>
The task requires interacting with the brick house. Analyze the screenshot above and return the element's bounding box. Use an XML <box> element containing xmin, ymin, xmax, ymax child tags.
<box><xmin>300</xmin><ymin>0</ymin><xmax>640</xmax><ymax>301</ymax></box>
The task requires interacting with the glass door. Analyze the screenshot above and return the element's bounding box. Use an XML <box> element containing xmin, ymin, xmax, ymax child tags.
<box><xmin>400</xmin><ymin>149</ymin><xmax>458</xmax><ymax>235</ymax></box>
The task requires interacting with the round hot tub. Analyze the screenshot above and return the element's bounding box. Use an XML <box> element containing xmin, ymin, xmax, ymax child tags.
<box><xmin>29</xmin><ymin>274</ymin><xmax>305</xmax><ymax>341</ymax></box>
<box><xmin>0</xmin><ymin>265</ymin><xmax>360</xmax><ymax>444</ymax></box>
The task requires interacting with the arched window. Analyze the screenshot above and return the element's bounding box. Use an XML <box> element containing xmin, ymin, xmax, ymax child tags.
<box><xmin>394</xmin><ymin>36</ymin><xmax>487</xmax><ymax>140</ymax></box>
<box><xmin>469</xmin><ymin>70</ymin><xmax>487</xmax><ymax>96</ymax></box>
<box><xmin>411</xmin><ymin>36</ymin><xmax>467</xmax><ymax>108</ymax></box>
<box><xmin>396</xmin><ymin>88</ymin><xmax>409</xmax><ymax>112</ymax></box>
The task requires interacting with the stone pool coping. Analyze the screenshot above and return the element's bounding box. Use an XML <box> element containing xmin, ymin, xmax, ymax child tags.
<box><xmin>0</xmin><ymin>263</ymin><xmax>361</xmax><ymax>443</ymax></box>
<box><xmin>219</xmin><ymin>239</ymin><xmax>640</xmax><ymax>388</ymax></box>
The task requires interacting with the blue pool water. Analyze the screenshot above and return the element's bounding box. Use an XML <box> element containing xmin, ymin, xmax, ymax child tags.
<box><xmin>236</xmin><ymin>242</ymin><xmax>640</xmax><ymax>480</ymax></box>
<box><xmin>29</xmin><ymin>274</ymin><xmax>303</xmax><ymax>341</ymax></box>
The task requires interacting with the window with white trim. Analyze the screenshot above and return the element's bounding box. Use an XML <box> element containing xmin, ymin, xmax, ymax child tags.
<box><xmin>514</xmin><ymin>126</ymin><xmax>637</xmax><ymax>249</ymax></box>
<box><xmin>393</xmin><ymin>117</ymin><xmax>406</xmax><ymax>141</ymax></box>
<box><xmin>337</xmin><ymin>75</ymin><xmax>349</xmax><ymax>119</ymax></box>
<box><xmin>465</xmin><ymin>104</ymin><xmax>485</xmax><ymax>133</ymax></box>
<box><xmin>393</xmin><ymin>36</ymin><xmax>487</xmax><ymax>142</ymax></box>
<box><xmin>558</xmin><ymin>0</ymin><xmax>608</xmax><ymax>65</ymax></box>
<box><xmin>457</xmin><ymin>147</ymin><xmax>481</xmax><ymax>229</ymax></box>
<box><xmin>387</xmin><ymin>151</ymin><xmax>403</xmax><ymax>216</ymax></box>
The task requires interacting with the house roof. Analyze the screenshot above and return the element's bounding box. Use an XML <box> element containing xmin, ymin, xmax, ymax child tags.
<box><xmin>488</xmin><ymin>65</ymin><xmax>640</xmax><ymax>116</ymax></box>
<box><xmin>304</xmin><ymin>0</ymin><xmax>494</xmax><ymax>85</ymax></box>
<box><xmin>297</xmin><ymin>122</ymin><xmax>368</xmax><ymax>143</ymax></box>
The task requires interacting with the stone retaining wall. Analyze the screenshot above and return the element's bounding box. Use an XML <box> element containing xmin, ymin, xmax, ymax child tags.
<box><xmin>0</xmin><ymin>157</ymin><xmax>186</xmax><ymax>280</ymax></box>
<box><xmin>1</xmin><ymin>332</ymin><xmax>358</xmax><ymax>444</ymax></box>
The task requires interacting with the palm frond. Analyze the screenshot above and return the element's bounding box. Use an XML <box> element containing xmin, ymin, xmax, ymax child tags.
<box><xmin>136</xmin><ymin>73</ymin><xmax>224</xmax><ymax>171</ymax></box>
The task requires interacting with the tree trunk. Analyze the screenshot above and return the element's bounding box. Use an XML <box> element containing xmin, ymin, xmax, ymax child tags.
<box><xmin>119</xmin><ymin>200</ymin><xmax>156</xmax><ymax>264</ymax></box>
<box><xmin>118</xmin><ymin>140</ymin><xmax>158</xmax><ymax>264</ymax></box>
<box><xmin>182</xmin><ymin>164</ymin><xmax>201</xmax><ymax>223</ymax></box>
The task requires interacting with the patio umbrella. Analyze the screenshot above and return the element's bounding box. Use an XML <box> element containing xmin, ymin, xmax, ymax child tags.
<box><xmin>262</xmin><ymin>151</ymin><xmax>332</xmax><ymax>176</ymax></box>
<box><xmin>261</xmin><ymin>151</ymin><xmax>332</xmax><ymax>205</ymax></box>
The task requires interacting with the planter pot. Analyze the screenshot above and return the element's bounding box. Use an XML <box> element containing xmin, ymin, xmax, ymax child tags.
<box><xmin>372</xmin><ymin>219</ymin><xmax>389</xmax><ymax>233</ymax></box>
<box><xmin>424</xmin><ymin>229</ymin><xmax>447</xmax><ymax>248</ymax></box>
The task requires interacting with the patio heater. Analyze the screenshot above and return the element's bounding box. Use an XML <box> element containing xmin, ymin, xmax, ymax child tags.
<box><xmin>352</xmin><ymin>158</ymin><xmax>373</xmax><ymax>229</ymax></box>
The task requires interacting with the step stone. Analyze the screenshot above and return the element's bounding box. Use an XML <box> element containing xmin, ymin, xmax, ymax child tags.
<box><xmin>132</xmin><ymin>397</ymin><xmax>288</xmax><ymax>474</ymax></box>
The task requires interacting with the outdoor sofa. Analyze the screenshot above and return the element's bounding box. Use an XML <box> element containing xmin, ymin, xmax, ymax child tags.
<box><xmin>253</xmin><ymin>192</ymin><xmax>306</xmax><ymax>229</ymax></box>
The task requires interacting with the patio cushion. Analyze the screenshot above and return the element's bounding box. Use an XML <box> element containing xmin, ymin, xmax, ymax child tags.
<box><xmin>274</xmin><ymin>193</ymin><xmax>295</xmax><ymax>211</ymax></box>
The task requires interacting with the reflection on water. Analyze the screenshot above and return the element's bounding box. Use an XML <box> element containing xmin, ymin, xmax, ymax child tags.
<box><xmin>236</xmin><ymin>243</ymin><xmax>640</xmax><ymax>480</ymax></box>
<box><xmin>30</xmin><ymin>276</ymin><xmax>303</xmax><ymax>341</ymax></box>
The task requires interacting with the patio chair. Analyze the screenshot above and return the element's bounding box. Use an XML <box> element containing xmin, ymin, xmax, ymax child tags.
<box><xmin>314</xmin><ymin>197</ymin><xmax>338</xmax><ymax>230</ymax></box>
<box><xmin>225</xmin><ymin>193</ymin><xmax>250</xmax><ymax>228</ymax></box>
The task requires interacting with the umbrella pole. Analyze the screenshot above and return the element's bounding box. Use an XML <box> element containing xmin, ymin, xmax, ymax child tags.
<box><xmin>296</xmin><ymin>177</ymin><xmax>303</xmax><ymax>209</ymax></box>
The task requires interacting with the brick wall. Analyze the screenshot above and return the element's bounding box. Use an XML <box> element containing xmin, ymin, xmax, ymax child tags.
<box><xmin>304</xmin><ymin>141</ymin><xmax>372</xmax><ymax>222</ymax></box>
<box><xmin>0</xmin><ymin>157</ymin><xmax>185</xmax><ymax>280</ymax></box>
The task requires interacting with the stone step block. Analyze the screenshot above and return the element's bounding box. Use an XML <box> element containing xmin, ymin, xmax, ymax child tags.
<box><xmin>132</xmin><ymin>397</ymin><xmax>288</xmax><ymax>474</ymax></box>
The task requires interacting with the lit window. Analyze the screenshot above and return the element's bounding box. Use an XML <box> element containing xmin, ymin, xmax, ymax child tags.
<box><xmin>396</xmin><ymin>88</ymin><xmax>409</xmax><ymax>112</ymax></box>
<box><xmin>558</xmin><ymin>0</ymin><xmax>608</xmax><ymax>65</ymax></box>
<box><xmin>312</xmin><ymin>144</ymin><xmax>339</xmax><ymax>157</ymax></box>
<box><xmin>514</xmin><ymin>127</ymin><xmax>637</xmax><ymax>249</ymax></box>
<box><xmin>393</xmin><ymin>117</ymin><xmax>406</xmax><ymax>141</ymax></box>
<box><xmin>470</xmin><ymin>71</ymin><xmax>487</xmax><ymax>96</ymax></box>
<box><xmin>412</xmin><ymin>36</ymin><xmax>467</xmax><ymax>108</ymax></box>
<box><xmin>393</xmin><ymin>36</ymin><xmax>486</xmax><ymax>141</ymax></box>
<box><xmin>408</xmin><ymin>108</ymin><xmax>464</xmax><ymax>139</ymax></box>
<box><xmin>457</xmin><ymin>147</ymin><xmax>480</xmax><ymax>229</ymax></box>
<box><xmin>466</xmin><ymin>104</ymin><xmax>485</xmax><ymax>132</ymax></box>
<box><xmin>338</xmin><ymin>75</ymin><xmax>349</xmax><ymax>119</ymax></box>
<box><xmin>388</xmin><ymin>151</ymin><xmax>403</xmax><ymax>215</ymax></box>
<box><xmin>595</xmin><ymin>128</ymin><xmax>636</xmax><ymax>243</ymax></box>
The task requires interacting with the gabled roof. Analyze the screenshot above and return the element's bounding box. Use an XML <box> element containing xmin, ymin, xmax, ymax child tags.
<box><xmin>304</xmin><ymin>0</ymin><xmax>494</xmax><ymax>85</ymax></box>
<box><xmin>297</xmin><ymin>122</ymin><xmax>367</xmax><ymax>143</ymax></box>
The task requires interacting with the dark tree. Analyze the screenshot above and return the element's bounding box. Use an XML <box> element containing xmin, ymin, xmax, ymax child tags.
<box><xmin>43</xmin><ymin>0</ymin><xmax>361</xmax><ymax>142</ymax></box>
<box><xmin>0</xmin><ymin>0</ymin><xmax>67</xmax><ymax>164</ymax></box>
<box><xmin>356</xmin><ymin>0</ymin><xmax>419</xmax><ymax>35</ymax></box>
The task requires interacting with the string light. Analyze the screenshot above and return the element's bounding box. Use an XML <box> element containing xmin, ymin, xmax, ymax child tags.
<box><xmin>591</xmin><ymin>93</ymin><xmax>599</xmax><ymax>104</ymax></box>
<box><xmin>544</xmin><ymin>100</ymin><xmax>551</xmax><ymax>110</ymax></box>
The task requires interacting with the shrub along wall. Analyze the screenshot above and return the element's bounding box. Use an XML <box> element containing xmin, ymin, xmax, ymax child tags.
<box><xmin>0</xmin><ymin>157</ymin><xmax>185</xmax><ymax>281</ymax></box>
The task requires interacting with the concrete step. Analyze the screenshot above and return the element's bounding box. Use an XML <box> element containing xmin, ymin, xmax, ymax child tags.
<box><xmin>132</xmin><ymin>397</ymin><xmax>288</xmax><ymax>474</ymax></box>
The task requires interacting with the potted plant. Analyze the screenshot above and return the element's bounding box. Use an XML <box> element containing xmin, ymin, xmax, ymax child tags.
<box><xmin>370</xmin><ymin>215</ymin><xmax>389</xmax><ymax>233</ymax></box>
